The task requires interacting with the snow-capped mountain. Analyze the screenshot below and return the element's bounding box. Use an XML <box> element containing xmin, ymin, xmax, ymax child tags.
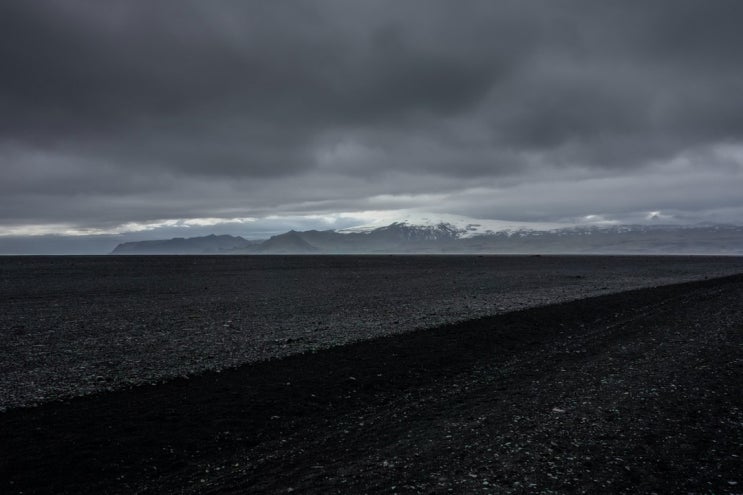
<box><xmin>339</xmin><ymin>212</ymin><xmax>570</xmax><ymax>238</ymax></box>
<box><xmin>111</xmin><ymin>214</ymin><xmax>743</xmax><ymax>255</ymax></box>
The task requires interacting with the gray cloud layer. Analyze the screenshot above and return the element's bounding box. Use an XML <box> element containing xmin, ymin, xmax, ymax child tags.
<box><xmin>2</xmin><ymin>0</ymin><xmax>743</xmax><ymax>237</ymax></box>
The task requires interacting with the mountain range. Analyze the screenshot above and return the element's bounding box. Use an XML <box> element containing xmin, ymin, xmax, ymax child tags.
<box><xmin>111</xmin><ymin>217</ymin><xmax>743</xmax><ymax>255</ymax></box>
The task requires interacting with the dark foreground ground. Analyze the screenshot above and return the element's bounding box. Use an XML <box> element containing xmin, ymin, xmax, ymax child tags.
<box><xmin>4</xmin><ymin>255</ymin><xmax>743</xmax><ymax>410</ymax></box>
<box><xmin>2</xmin><ymin>274</ymin><xmax>743</xmax><ymax>494</ymax></box>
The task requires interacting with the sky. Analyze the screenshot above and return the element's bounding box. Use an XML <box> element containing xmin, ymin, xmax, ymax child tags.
<box><xmin>2</xmin><ymin>1</ymin><xmax>743</xmax><ymax>253</ymax></box>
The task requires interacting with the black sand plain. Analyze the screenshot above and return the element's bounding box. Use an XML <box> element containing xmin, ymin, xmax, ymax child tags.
<box><xmin>2</xmin><ymin>256</ymin><xmax>743</xmax><ymax>493</ymax></box>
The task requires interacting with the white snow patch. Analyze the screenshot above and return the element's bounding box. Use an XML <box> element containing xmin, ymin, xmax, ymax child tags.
<box><xmin>338</xmin><ymin>211</ymin><xmax>573</xmax><ymax>238</ymax></box>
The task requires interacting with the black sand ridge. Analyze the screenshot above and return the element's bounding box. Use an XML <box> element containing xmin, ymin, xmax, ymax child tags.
<box><xmin>2</xmin><ymin>274</ymin><xmax>743</xmax><ymax>494</ymax></box>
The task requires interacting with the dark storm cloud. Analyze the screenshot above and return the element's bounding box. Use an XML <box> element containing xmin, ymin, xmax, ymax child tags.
<box><xmin>0</xmin><ymin>1</ymin><xmax>498</xmax><ymax>135</ymax></box>
<box><xmin>1</xmin><ymin>0</ymin><xmax>743</xmax><ymax>234</ymax></box>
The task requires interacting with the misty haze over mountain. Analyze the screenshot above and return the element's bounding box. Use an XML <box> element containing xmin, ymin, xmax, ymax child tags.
<box><xmin>111</xmin><ymin>219</ymin><xmax>743</xmax><ymax>255</ymax></box>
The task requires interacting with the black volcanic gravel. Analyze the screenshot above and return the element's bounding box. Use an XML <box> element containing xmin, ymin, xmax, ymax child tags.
<box><xmin>1</xmin><ymin>255</ymin><xmax>743</xmax><ymax>410</ymax></box>
<box><xmin>1</xmin><ymin>273</ymin><xmax>742</xmax><ymax>494</ymax></box>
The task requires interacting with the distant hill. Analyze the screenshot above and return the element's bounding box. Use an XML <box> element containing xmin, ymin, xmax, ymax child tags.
<box><xmin>257</xmin><ymin>231</ymin><xmax>318</xmax><ymax>254</ymax></box>
<box><xmin>111</xmin><ymin>234</ymin><xmax>256</xmax><ymax>254</ymax></box>
<box><xmin>110</xmin><ymin>221</ymin><xmax>743</xmax><ymax>255</ymax></box>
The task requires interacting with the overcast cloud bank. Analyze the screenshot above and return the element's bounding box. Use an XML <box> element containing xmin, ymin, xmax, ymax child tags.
<box><xmin>2</xmin><ymin>1</ymin><xmax>743</xmax><ymax>252</ymax></box>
